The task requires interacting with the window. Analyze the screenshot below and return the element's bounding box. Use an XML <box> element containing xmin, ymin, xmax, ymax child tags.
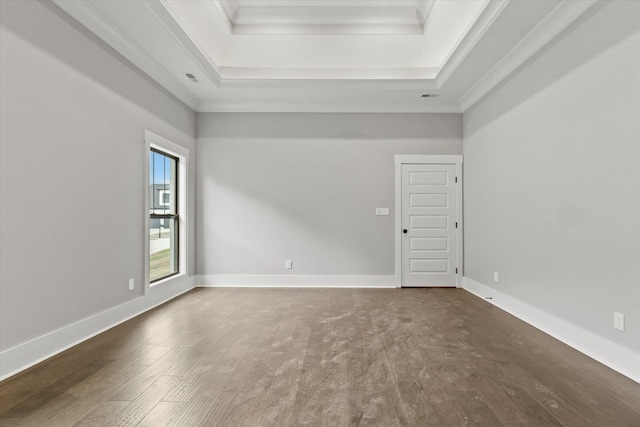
<box><xmin>160</xmin><ymin>191</ymin><xmax>171</xmax><ymax>206</ymax></box>
<box><xmin>145</xmin><ymin>130</ymin><xmax>188</xmax><ymax>286</ymax></box>
<box><xmin>149</xmin><ymin>148</ymin><xmax>179</xmax><ymax>282</ymax></box>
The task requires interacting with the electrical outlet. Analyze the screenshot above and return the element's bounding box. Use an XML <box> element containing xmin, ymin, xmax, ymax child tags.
<box><xmin>285</xmin><ymin>260</ymin><xmax>292</xmax><ymax>269</ymax></box>
<box><xmin>493</xmin><ymin>272</ymin><xmax>499</xmax><ymax>282</ymax></box>
<box><xmin>613</xmin><ymin>312</ymin><xmax>625</xmax><ymax>331</ymax></box>
<box><xmin>128</xmin><ymin>278</ymin><xmax>135</xmax><ymax>291</ymax></box>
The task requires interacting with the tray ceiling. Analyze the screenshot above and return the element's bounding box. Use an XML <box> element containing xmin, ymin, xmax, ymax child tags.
<box><xmin>214</xmin><ymin>0</ymin><xmax>439</xmax><ymax>34</ymax></box>
<box><xmin>52</xmin><ymin>0</ymin><xmax>599</xmax><ymax>113</ymax></box>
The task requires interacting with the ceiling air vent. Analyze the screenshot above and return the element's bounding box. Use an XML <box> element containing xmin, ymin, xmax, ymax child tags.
<box><xmin>421</xmin><ymin>94</ymin><xmax>439</xmax><ymax>98</ymax></box>
<box><xmin>185</xmin><ymin>73</ymin><xmax>199</xmax><ymax>83</ymax></box>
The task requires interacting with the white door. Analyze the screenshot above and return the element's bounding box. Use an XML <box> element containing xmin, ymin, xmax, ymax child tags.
<box><xmin>401</xmin><ymin>164</ymin><xmax>458</xmax><ymax>287</ymax></box>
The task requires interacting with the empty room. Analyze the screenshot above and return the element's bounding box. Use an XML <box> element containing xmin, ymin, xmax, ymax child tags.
<box><xmin>1</xmin><ymin>0</ymin><xmax>639</xmax><ymax>425</ymax></box>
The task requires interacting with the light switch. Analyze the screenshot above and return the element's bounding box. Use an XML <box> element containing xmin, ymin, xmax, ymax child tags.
<box><xmin>376</xmin><ymin>208</ymin><xmax>390</xmax><ymax>216</ymax></box>
<box><xmin>614</xmin><ymin>312</ymin><xmax>625</xmax><ymax>331</ymax></box>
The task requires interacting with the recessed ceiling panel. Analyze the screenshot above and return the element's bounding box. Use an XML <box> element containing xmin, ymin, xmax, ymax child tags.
<box><xmin>214</xmin><ymin>0</ymin><xmax>438</xmax><ymax>34</ymax></box>
<box><xmin>201</xmin><ymin>0</ymin><xmax>489</xmax><ymax>74</ymax></box>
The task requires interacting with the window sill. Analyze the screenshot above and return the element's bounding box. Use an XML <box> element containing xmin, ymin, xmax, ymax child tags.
<box><xmin>149</xmin><ymin>272</ymin><xmax>186</xmax><ymax>288</ymax></box>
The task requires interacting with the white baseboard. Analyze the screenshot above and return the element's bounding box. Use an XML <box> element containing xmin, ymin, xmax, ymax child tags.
<box><xmin>197</xmin><ymin>274</ymin><xmax>398</xmax><ymax>288</ymax></box>
<box><xmin>462</xmin><ymin>277</ymin><xmax>640</xmax><ymax>384</ymax></box>
<box><xmin>0</xmin><ymin>276</ymin><xmax>196</xmax><ymax>381</ymax></box>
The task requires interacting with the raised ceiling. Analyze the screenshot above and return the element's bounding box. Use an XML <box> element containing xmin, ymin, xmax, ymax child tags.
<box><xmin>214</xmin><ymin>0</ymin><xmax>440</xmax><ymax>34</ymax></box>
<box><xmin>52</xmin><ymin>0</ymin><xmax>599</xmax><ymax>113</ymax></box>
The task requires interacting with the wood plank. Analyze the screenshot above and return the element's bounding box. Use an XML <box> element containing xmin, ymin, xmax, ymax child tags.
<box><xmin>199</xmin><ymin>391</ymin><xmax>243</xmax><ymax>426</ymax></box>
<box><xmin>290</xmin><ymin>323</ymin><xmax>324</xmax><ymax>427</ymax></box>
<box><xmin>111</xmin><ymin>375</ymin><xmax>178</xmax><ymax>426</ymax></box>
<box><xmin>74</xmin><ymin>401</ymin><xmax>130</xmax><ymax>427</ymax></box>
<box><xmin>0</xmin><ymin>288</ymin><xmax>638</xmax><ymax>426</ymax></box>
<box><xmin>137</xmin><ymin>401</ymin><xmax>182</xmax><ymax>427</ymax></box>
<box><xmin>0</xmin><ymin>358</ymin><xmax>111</xmax><ymax>419</ymax></box>
<box><xmin>261</xmin><ymin>322</ymin><xmax>311</xmax><ymax>426</ymax></box>
<box><xmin>108</xmin><ymin>347</ymin><xmax>185</xmax><ymax>401</ymax></box>
<box><xmin>225</xmin><ymin>351</ymin><xmax>278</xmax><ymax>427</ymax></box>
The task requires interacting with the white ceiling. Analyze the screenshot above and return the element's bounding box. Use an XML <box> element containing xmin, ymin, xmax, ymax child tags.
<box><xmin>52</xmin><ymin>0</ymin><xmax>598</xmax><ymax>113</ymax></box>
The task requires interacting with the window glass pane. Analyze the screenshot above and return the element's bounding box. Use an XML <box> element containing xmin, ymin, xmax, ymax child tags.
<box><xmin>149</xmin><ymin>149</ymin><xmax>178</xmax><ymax>282</ymax></box>
<box><xmin>150</xmin><ymin>150</ymin><xmax>177</xmax><ymax>215</ymax></box>
<box><xmin>149</xmin><ymin>217</ymin><xmax>178</xmax><ymax>282</ymax></box>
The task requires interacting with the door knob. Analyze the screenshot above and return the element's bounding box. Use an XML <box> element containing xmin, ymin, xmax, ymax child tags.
<box><xmin>403</xmin><ymin>229</ymin><xmax>408</xmax><ymax>234</ymax></box>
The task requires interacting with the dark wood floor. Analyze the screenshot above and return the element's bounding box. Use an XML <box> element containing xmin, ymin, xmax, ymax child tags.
<box><xmin>1</xmin><ymin>288</ymin><xmax>639</xmax><ymax>426</ymax></box>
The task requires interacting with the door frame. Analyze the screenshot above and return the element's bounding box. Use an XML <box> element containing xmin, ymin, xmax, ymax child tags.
<box><xmin>394</xmin><ymin>155</ymin><xmax>463</xmax><ymax>288</ymax></box>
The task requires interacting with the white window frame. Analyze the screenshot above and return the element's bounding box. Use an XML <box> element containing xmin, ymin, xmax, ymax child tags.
<box><xmin>144</xmin><ymin>130</ymin><xmax>188</xmax><ymax>290</ymax></box>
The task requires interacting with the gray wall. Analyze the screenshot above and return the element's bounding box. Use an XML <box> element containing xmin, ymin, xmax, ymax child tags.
<box><xmin>0</xmin><ymin>1</ymin><xmax>196</xmax><ymax>351</ymax></box>
<box><xmin>463</xmin><ymin>1</ymin><xmax>640</xmax><ymax>353</ymax></box>
<box><xmin>197</xmin><ymin>113</ymin><xmax>462</xmax><ymax>276</ymax></box>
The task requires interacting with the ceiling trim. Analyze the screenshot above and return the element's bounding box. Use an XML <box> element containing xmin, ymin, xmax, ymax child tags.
<box><xmin>51</xmin><ymin>0</ymin><xmax>198</xmax><ymax>109</ymax></box>
<box><xmin>52</xmin><ymin>0</ymin><xmax>197</xmax><ymax>109</ymax></box>
<box><xmin>214</xmin><ymin>0</ymin><xmax>435</xmax><ymax>35</ymax></box>
<box><xmin>418</xmin><ymin>0</ymin><xmax>440</xmax><ymax>33</ymax></box>
<box><xmin>149</xmin><ymin>1</ymin><xmax>222</xmax><ymax>86</ymax></box>
<box><xmin>230</xmin><ymin>23</ymin><xmax>425</xmax><ymax>36</ymax></box>
<box><xmin>211</xmin><ymin>0</ymin><xmax>235</xmax><ymax>34</ymax></box>
<box><xmin>216</xmin><ymin>78</ymin><xmax>439</xmax><ymax>91</ymax></box>
<box><xmin>459</xmin><ymin>0</ymin><xmax>600</xmax><ymax>111</ymax></box>
<box><xmin>219</xmin><ymin>0</ymin><xmax>240</xmax><ymax>21</ymax></box>
<box><xmin>435</xmin><ymin>0</ymin><xmax>509</xmax><ymax>88</ymax></box>
<box><xmin>218</xmin><ymin>67</ymin><xmax>440</xmax><ymax>85</ymax></box>
<box><xmin>197</xmin><ymin>101</ymin><xmax>462</xmax><ymax>114</ymax></box>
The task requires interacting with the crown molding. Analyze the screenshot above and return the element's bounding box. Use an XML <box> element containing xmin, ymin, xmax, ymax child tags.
<box><xmin>218</xmin><ymin>0</ymin><xmax>239</xmax><ymax>20</ymax></box>
<box><xmin>150</xmin><ymin>1</ymin><xmax>223</xmax><ymax>85</ymax></box>
<box><xmin>218</xmin><ymin>67</ymin><xmax>439</xmax><ymax>86</ymax></box>
<box><xmin>216</xmin><ymin>80</ymin><xmax>439</xmax><ymax>92</ymax></box>
<box><xmin>230</xmin><ymin>23</ymin><xmax>425</xmax><ymax>36</ymax></box>
<box><xmin>217</xmin><ymin>78</ymin><xmax>437</xmax><ymax>91</ymax></box>
<box><xmin>419</xmin><ymin>0</ymin><xmax>440</xmax><ymax>34</ymax></box>
<box><xmin>459</xmin><ymin>0</ymin><xmax>600</xmax><ymax>111</ymax></box>
<box><xmin>197</xmin><ymin>101</ymin><xmax>461</xmax><ymax>114</ymax></box>
<box><xmin>211</xmin><ymin>0</ymin><xmax>235</xmax><ymax>34</ymax></box>
<box><xmin>51</xmin><ymin>0</ymin><xmax>198</xmax><ymax>109</ymax></box>
<box><xmin>436</xmin><ymin>0</ymin><xmax>509</xmax><ymax>88</ymax></box>
<box><xmin>235</xmin><ymin>0</ymin><xmax>418</xmax><ymax>6</ymax></box>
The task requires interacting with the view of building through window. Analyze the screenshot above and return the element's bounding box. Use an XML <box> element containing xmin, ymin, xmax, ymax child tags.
<box><xmin>149</xmin><ymin>149</ymin><xmax>178</xmax><ymax>282</ymax></box>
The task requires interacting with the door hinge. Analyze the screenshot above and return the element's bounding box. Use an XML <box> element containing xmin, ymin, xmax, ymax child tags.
<box><xmin>456</xmin><ymin>268</ymin><xmax>458</xmax><ymax>274</ymax></box>
<box><xmin>455</xmin><ymin>176</ymin><xmax>458</xmax><ymax>183</ymax></box>
<box><xmin>455</xmin><ymin>222</ymin><xmax>458</xmax><ymax>228</ymax></box>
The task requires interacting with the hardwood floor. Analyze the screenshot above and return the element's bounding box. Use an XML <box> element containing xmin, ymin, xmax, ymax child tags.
<box><xmin>1</xmin><ymin>288</ymin><xmax>639</xmax><ymax>426</ymax></box>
